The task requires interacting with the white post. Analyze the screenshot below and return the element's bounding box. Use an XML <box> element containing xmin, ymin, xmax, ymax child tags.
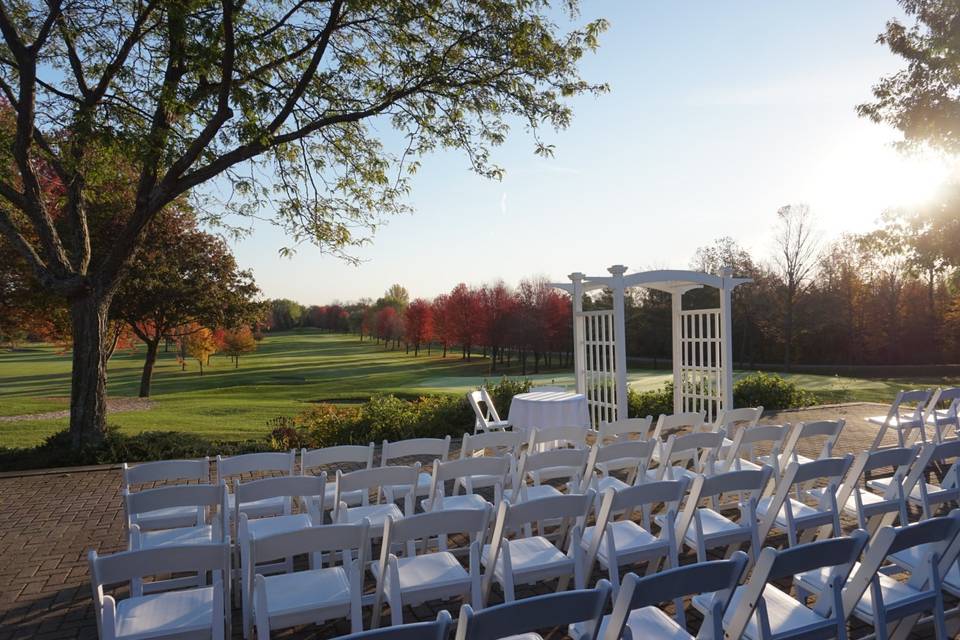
<box><xmin>608</xmin><ymin>265</ymin><xmax>629</xmax><ymax>421</ymax></box>
<box><xmin>569</xmin><ymin>272</ymin><xmax>586</xmax><ymax>396</ymax></box>
<box><xmin>718</xmin><ymin>266</ymin><xmax>735</xmax><ymax>411</ymax></box>
<box><xmin>671</xmin><ymin>289</ymin><xmax>683</xmax><ymax>415</ymax></box>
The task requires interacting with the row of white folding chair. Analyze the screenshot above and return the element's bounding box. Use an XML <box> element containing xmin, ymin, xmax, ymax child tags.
<box><xmin>869</xmin><ymin>387</ymin><xmax>960</xmax><ymax>449</ymax></box>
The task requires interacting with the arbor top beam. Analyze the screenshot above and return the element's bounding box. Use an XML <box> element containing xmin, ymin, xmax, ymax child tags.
<box><xmin>550</xmin><ymin>267</ymin><xmax>752</xmax><ymax>295</ymax></box>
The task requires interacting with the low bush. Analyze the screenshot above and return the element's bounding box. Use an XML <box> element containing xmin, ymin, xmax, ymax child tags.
<box><xmin>627</xmin><ymin>382</ymin><xmax>674</xmax><ymax>418</ymax></box>
<box><xmin>733</xmin><ymin>372</ymin><xmax>815</xmax><ymax>410</ymax></box>
<box><xmin>0</xmin><ymin>425</ymin><xmax>268</xmax><ymax>472</ymax></box>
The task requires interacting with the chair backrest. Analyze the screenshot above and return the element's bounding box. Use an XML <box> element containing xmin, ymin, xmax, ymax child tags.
<box><xmin>602</xmin><ymin>553</ymin><xmax>749</xmax><ymax>640</ymax></box>
<box><xmin>457</xmin><ymin>581</ymin><xmax>611</xmax><ymax>640</ymax></box>
<box><xmin>882</xmin><ymin>389</ymin><xmax>932</xmax><ymax>433</ymax></box>
<box><xmin>383</xmin><ymin>508</ymin><xmax>491</xmax><ymax>558</ymax></box>
<box><xmin>468</xmin><ymin>390</ymin><xmax>490</xmax><ymax>430</ymax></box>
<box><xmin>597</xmin><ymin>416</ymin><xmax>653</xmax><ymax>442</ymax></box>
<box><xmin>334</xmin><ymin>465</ymin><xmax>421</xmax><ymax>517</ymax></box>
<box><xmin>655</xmin><ymin>430</ymin><xmax>726</xmax><ymax>479</ymax></box>
<box><xmin>429</xmin><ymin>456</ymin><xmax>510</xmax><ymax>507</ymax></box>
<box><xmin>723</xmin><ymin>424</ymin><xmax>789</xmax><ymax>473</ymax></box>
<box><xmin>340</xmin><ymin>611</ymin><xmax>452</xmax><ymax>640</ymax></box>
<box><xmin>301</xmin><ymin>444</ymin><xmax>375</xmax><ymax>475</ymax></box>
<box><xmin>781</xmin><ymin>419</ymin><xmax>845</xmax><ymax>463</ymax></box>
<box><xmin>650</xmin><ymin>411</ymin><xmax>705</xmax><ymax>441</ymax></box>
<box><xmin>234</xmin><ymin>473</ymin><xmax>326</xmax><ymax>520</ymax></box>
<box><xmin>461</xmin><ymin>430</ymin><xmax>523</xmax><ymax>459</ymax></box>
<box><xmin>89</xmin><ymin>543</ymin><xmax>230</xmax><ymax>600</ymax></box>
<box><xmin>582</xmin><ymin>439</ymin><xmax>657</xmax><ymax>491</ymax></box>
<box><xmin>382</xmin><ymin>436</ymin><xmax>451</xmax><ymax>465</ymax></box>
<box><xmin>515</xmin><ymin>448</ymin><xmax>589</xmax><ymax>496</ymax></box>
<box><xmin>250</xmin><ymin>518</ymin><xmax>369</xmax><ymax>568</ymax></box>
<box><xmin>125</xmin><ymin>483</ymin><xmax>228</xmax><ymax>533</ymax></box>
<box><xmin>216</xmin><ymin>451</ymin><xmax>295</xmax><ymax>482</ymax></box>
<box><xmin>122</xmin><ymin>457</ymin><xmax>209</xmax><ymax>490</ymax></box>
<box><xmin>527</xmin><ymin>425</ymin><xmax>588</xmax><ymax>450</ymax></box>
<box><xmin>713</xmin><ymin>406</ymin><xmax>763</xmax><ymax>432</ymax></box>
<box><xmin>724</xmin><ymin>533</ymin><xmax>869</xmax><ymax>640</ymax></box>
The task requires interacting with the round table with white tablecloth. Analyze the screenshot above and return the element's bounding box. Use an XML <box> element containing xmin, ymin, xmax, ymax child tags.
<box><xmin>508</xmin><ymin>391</ymin><xmax>590</xmax><ymax>439</ymax></box>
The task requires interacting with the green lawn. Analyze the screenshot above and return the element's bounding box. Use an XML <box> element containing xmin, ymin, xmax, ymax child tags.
<box><xmin>1</xmin><ymin>329</ymin><xmax>957</xmax><ymax>448</ymax></box>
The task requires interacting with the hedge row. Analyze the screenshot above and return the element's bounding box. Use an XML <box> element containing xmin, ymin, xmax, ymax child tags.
<box><xmin>1</xmin><ymin>373</ymin><xmax>811</xmax><ymax>470</ymax></box>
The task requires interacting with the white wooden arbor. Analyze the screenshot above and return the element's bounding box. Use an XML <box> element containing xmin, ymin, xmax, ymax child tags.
<box><xmin>552</xmin><ymin>267</ymin><xmax>750</xmax><ymax>427</ymax></box>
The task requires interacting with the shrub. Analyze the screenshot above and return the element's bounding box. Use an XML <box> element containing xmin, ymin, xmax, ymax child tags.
<box><xmin>627</xmin><ymin>382</ymin><xmax>674</xmax><ymax>418</ymax></box>
<box><xmin>733</xmin><ymin>372</ymin><xmax>814</xmax><ymax>410</ymax></box>
<box><xmin>0</xmin><ymin>425</ymin><xmax>268</xmax><ymax>472</ymax></box>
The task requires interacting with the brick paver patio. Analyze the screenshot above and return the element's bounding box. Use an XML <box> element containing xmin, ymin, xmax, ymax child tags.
<box><xmin>0</xmin><ymin>403</ymin><xmax>944</xmax><ymax>639</ymax></box>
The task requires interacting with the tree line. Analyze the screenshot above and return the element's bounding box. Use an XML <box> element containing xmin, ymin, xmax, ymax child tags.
<box><xmin>266</xmin><ymin>198</ymin><xmax>960</xmax><ymax>371</ymax></box>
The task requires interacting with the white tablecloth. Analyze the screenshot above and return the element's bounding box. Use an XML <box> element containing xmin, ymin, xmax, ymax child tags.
<box><xmin>508</xmin><ymin>391</ymin><xmax>590</xmax><ymax>438</ymax></box>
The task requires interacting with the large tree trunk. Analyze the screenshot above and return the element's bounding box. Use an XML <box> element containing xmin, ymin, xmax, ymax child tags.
<box><xmin>139</xmin><ymin>339</ymin><xmax>160</xmax><ymax>398</ymax></box>
<box><xmin>68</xmin><ymin>294</ymin><xmax>112</xmax><ymax>448</ymax></box>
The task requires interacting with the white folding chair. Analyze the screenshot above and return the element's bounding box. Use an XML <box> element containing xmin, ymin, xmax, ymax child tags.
<box><xmin>646</xmin><ymin>431</ymin><xmax>725</xmax><ymax>481</ymax></box>
<box><xmin>667</xmin><ymin>467</ymin><xmax>772</xmax><ymax>563</ymax></box>
<box><xmin>482</xmin><ymin>491</ymin><xmax>595</xmax><ymax>603</ymax></box>
<box><xmin>468</xmin><ymin>389</ymin><xmax>511</xmax><ymax>433</ymax></box>
<box><xmin>582</xmin><ymin>480</ymin><xmax>687</xmax><ymax>596</ymax></box>
<box><xmin>301</xmin><ymin>443</ymin><xmax>375</xmax><ymax>508</ymax></box>
<box><xmin>126</xmin><ymin>484</ymin><xmax>230</xmax><ymax>593</ymax></box>
<box><xmin>868</xmin><ymin>389</ymin><xmax>933</xmax><ymax>449</ymax></box>
<box><xmin>795</xmin><ymin>512</ymin><xmax>960</xmax><ymax>640</ymax></box>
<box><xmin>339</xmin><ymin>611</ymin><xmax>452</xmax><ymax>640</ymax></box>
<box><xmin>217</xmin><ymin>451</ymin><xmax>296</xmax><ymax>521</ymax></box>
<box><xmin>504</xmin><ymin>448</ymin><xmax>589</xmax><ymax>502</ymax></box>
<box><xmin>381</xmin><ymin>436</ymin><xmax>451</xmax><ymax>501</ymax></box>
<box><xmin>333</xmin><ymin>465</ymin><xmax>420</xmax><ymax>537</ymax></box>
<box><xmin>925</xmin><ymin>387</ymin><xmax>960</xmax><ymax>444</ymax></box>
<box><xmin>773</xmin><ymin>419</ymin><xmax>845</xmax><ymax>467</ymax></box>
<box><xmin>526</xmin><ymin>424</ymin><xmax>589</xmax><ymax>455</ymax></box>
<box><xmin>818</xmin><ymin>446</ymin><xmax>916</xmax><ymax>535</ymax></box>
<box><xmin>371</xmin><ymin>508</ymin><xmax>490</xmax><ymax>628</ymax></box>
<box><xmin>421</xmin><ymin>456</ymin><xmax>510</xmax><ymax>513</ymax></box>
<box><xmin>756</xmin><ymin>456</ymin><xmax>854</xmax><ymax>546</ymax></box>
<box><xmin>717</xmin><ymin>532</ymin><xmax>869</xmax><ymax>640</ymax></box>
<box><xmin>649</xmin><ymin>411</ymin><xmax>706</xmax><ymax>448</ymax></box>
<box><xmin>88</xmin><ymin>543</ymin><xmax>231</xmax><ymax>640</ymax></box>
<box><xmin>236</xmin><ymin>475</ymin><xmax>326</xmax><ymax>635</ymax></box>
<box><xmin>458</xmin><ymin>581</ymin><xmax>611</xmax><ymax>640</ymax></box>
<box><xmin>581</xmin><ymin>439</ymin><xmax>657</xmax><ymax>494</ymax></box>
<box><xmin>596</xmin><ymin>416</ymin><xmax>653</xmax><ymax>444</ymax></box>
<box><xmin>250</xmin><ymin>520</ymin><xmax>370</xmax><ymax>638</ymax></box>
<box><xmin>596</xmin><ymin>553</ymin><xmax>749</xmax><ymax>640</ymax></box>
<box><xmin>722</xmin><ymin>424</ymin><xmax>790</xmax><ymax>477</ymax></box>
<box><xmin>121</xmin><ymin>458</ymin><xmax>209</xmax><ymax>530</ymax></box>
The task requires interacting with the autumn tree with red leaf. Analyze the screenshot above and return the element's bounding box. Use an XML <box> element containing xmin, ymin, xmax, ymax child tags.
<box><xmin>404</xmin><ymin>298</ymin><xmax>433</xmax><ymax>356</ymax></box>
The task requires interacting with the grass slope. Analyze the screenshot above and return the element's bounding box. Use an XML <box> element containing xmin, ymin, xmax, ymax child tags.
<box><xmin>1</xmin><ymin>329</ymin><xmax>957</xmax><ymax>448</ymax></box>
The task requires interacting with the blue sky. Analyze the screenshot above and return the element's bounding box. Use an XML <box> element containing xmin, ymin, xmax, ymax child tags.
<box><xmin>228</xmin><ymin>1</ymin><xmax>954</xmax><ymax>304</ymax></box>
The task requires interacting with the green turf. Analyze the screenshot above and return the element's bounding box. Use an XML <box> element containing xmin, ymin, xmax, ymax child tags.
<box><xmin>1</xmin><ymin>329</ymin><xmax>957</xmax><ymax>448</ymax></box>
